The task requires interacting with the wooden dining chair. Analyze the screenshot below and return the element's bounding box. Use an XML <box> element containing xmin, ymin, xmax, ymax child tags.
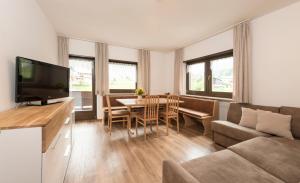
<box><xmin>161</xmin><ymin>95</ymin><xmax>180</xmax><ymax>135</ymax></box>
<box><xmin>106</xmin><ymin>95</ymin><xmax>130</xmax><ymax>135</ymax></box>
<box><xmin>135</xmin><ymin>95</ymin><xmax>160</xmax><ymax>140</ymax></box>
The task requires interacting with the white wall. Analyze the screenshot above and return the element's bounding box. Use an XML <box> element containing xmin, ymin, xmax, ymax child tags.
<box><xmin>251</xmin><ymin>1</ymin><xmax>300</xmax><ymax>107</ymax></box>
<box><xmin>0</xmin><ymin>0</ymin><xmax>58</xmax><ymax>111</ymax></box>
<box><xmin>69</xmin><ymin>39</ymin><xmax>174</xmax><ymax>119</ymax></box>
<box><xmin>181</xmin><ymin>1</ymin><xmax>300</xmax><ymax>120</ymax></box>
<box><xmin>183</xmin><ymin>30</ymin><xmax>233</xmax><ymax>61</ymax></box>
<box><xmin>150</xmin><ymin>51</ymin><xmax>174</xmax><ymax>95</ymax></box>
<box><xmin>69</xmin><ymin>39</ymin><xmax>95</xmax><ymax>57</ymax></box>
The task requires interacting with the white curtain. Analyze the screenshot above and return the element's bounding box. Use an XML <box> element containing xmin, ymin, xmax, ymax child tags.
<box><xmin>57</xmin><ymin>36</ymin><xmax>69</xmax><ymax>67</ymax></box>
<box><xmin>233</xmin><ymin>21</ymin><xmax>252</xmax><ymax>103</ymax></box>
<box><xmin>138</xmin><ymin>49</ymin><xmax>150</xmax><ymax>94</ymax></box>
<box><xmin>174</xmin><ymin>48</ymin><xmax>185</xmax><ymax>95</ymax></box>
<box><xmin>95</xmin><ymin>42</ymin><xmax>109</xmax><ymax>96</ymax></box>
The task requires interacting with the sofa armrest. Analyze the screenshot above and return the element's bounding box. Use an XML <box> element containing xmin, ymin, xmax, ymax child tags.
<box><xmin>163</xmin><ymin>160</ymin><xmax>200</xmax><ymax>183</ymax></box>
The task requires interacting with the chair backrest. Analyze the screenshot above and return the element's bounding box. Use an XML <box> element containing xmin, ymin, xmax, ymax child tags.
<box><xmin>143</xmin><ymin>95</ymin><xmax>160</xmax><ymax>120</ymax></box>
<box><xmin>106</xmin><ymin>95</ymin><xmax>112</xmax><ymax>116</ymax></box>
<box><xmin>167</xmin><ymin>95</ymin><xmax>179</xmax><ymax>115</ymax></box>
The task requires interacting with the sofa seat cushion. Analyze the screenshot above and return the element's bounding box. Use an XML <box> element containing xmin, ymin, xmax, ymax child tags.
<box><xmin>212</xmin><ymin>120</ymin><xmax>271</xmax><ymax>141</ymax></box>
<box><xmin>181</xmin><ymin>150</ymin><xmax>283</xmax><ymax>183</ymax></box>
<box><xmin>229</xmin><ymin>137</ymin><xmax>300</xmax><ymax>183</ymax></box>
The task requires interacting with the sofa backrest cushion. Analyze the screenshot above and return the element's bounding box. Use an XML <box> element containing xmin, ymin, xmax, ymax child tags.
<box><xmin>227</xmin><ymin>103</ymin><xmax>280</xmax><ymax>124</ymax></box>
<box><xmin>280</xmin><ymin>106</ymin><xmax>300</xmax><ymax>139</ymax></box>
<box><xmin>179</xmin><ymin>96</ymin><xmax>216</xmax><ymax>116</ymax></box>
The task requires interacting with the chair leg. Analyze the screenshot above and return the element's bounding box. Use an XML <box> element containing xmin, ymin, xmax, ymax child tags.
<box><xmin>166</xmin><ymin>117</ymin><xmax>169</xmax><ymax>135</ymax></box>
<box><xmin>144</xmin><ymin>121</ymin><xmax>147</xmax><ymax>140</ymax></box>
<box><xmin>127</xmin><ymin>116</ymin><xmax>130</xmax><ymax>135</ymax></box>
<box><xmin>150</xmin><ymin>121</ymin><xmax>153</xmax><ymax>132</ymax></box>
<box><xmin>135</xmin><ymin>118</ymin><xmax>138</xmax><ymax>135</ymax></box>
<box><xmin>156</xmin><ymin>119</ymin><xmax>159</xmax><ymax>136</ymax></box>
<box><xmin>109</xmin><ymin>118</ymin><xmax>112</xmax><ymax>136</ymax></box>
<box><xmin>123</xmin><ymin>118</ymin><xmax>125</xmax><ymax>128</ymax></box>
<box><xmin>176</xmin><ymin>116</ymin><xmax>179</xmax><ymax>134</ymax></box>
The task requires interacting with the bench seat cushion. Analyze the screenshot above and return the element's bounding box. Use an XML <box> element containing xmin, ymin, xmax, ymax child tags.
<box><xmin>178</xmin><ymin>107</ymin><xmax>210</xmax><ymax>118</ymax></box>
<box><xmin>212</xmin><ymin>120</ymin><xmax>271</xmax><ymax>142</ymax></box>
<box><xmin>229</xmin><ymin>137</ymin><xmax>300</xmax><ymax>183</ymax></box>
<box><xmin>181</xmin><ymin>150</ymin><xmax>283</xmax><ymax>183</ymax></box>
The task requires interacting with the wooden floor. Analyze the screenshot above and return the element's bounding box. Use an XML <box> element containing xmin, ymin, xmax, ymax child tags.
<box><xmin>64</xmin><ymin>121</ymin><xmax>222</xmax><ymax>183</ymax></box>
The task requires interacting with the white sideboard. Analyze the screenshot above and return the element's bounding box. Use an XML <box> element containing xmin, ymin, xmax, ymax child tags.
<box><xmin>0</xmin><ymin>99</ymin><xmax>74</xmax><ymax>183</ymax></box>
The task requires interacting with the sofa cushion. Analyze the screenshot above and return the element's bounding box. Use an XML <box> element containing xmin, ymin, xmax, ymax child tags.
<box><xmin>280</xmin><ymin>106</ymin><xmax>300</xmax><ymax>139</ymax></box>
<box><xmin>163</xmin><ymin>160</ymin><xmax>200</xmax><ymax>183</ymax></box>
<box><xmin>212</xmin><ymin>120</ymin><xmax>271</xmax><ymax>142</ymax></box>
<box><xmin>239</xmin><ymin>107</ymin><xmax>258</xmax><ymax>129</ymax></box>
<box><xmin>256</xmin><ymin>110</ymin><xmax>293</xmax><ymax>139</ymax></box>
<box><xmin>213</xmin><ymin>132</ymin><xmax>240</xmax><ymax>147</ymax></box>
<box><xmin>227</xmin><ymin>103</ymin><xmax>279</xmax><ymax>124</ymax></box>
<box><xmin>229</xmin><ymin>137</ymin><xmax>300</xmax><ymax>183</ymax></box>
<box><xmin>181</xmin><ymin>150</ymin><xmax>283</xmax><ymax>183</ymax></box>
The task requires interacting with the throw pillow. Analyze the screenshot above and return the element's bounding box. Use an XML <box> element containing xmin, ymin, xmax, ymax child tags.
<box><xmin>239</xmin><ymin>107</ymin><xmax>257</xmax><ymax>129</ymax></box>
<box><xmin>256</xmin><ymin>110</ymin><xmax>294</xmax><ymax>140</ymax></box>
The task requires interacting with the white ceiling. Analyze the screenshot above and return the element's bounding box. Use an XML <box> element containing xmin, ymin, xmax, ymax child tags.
<box><xmin>37</xmin><ymin>0</ymin><xmax>299</xmax><ymax>51</ymax></box>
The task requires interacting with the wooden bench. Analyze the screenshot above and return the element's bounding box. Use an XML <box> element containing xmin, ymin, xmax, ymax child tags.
<box><xmin>178</xmin><ymin>96</ymin><xmax>219</xmax><ymax>137</ymax></box>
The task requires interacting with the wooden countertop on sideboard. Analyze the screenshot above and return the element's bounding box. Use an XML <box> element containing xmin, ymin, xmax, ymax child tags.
<box><xmin>0</xmin><ymin>98</ymin><xmax>73</xmax><ymax>130</ymax></box>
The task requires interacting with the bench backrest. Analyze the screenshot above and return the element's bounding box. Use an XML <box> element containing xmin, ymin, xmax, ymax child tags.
<box><xmin>179</xmin><ymin>96</ymin><xmax>218</xmax><ymax>118</ymax></box>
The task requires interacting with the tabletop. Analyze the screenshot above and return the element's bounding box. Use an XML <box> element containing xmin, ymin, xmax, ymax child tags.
<box><xmin>116</xmin><ymin>98</ymin><xmax>183</xmax><ymax>107</ymax></box>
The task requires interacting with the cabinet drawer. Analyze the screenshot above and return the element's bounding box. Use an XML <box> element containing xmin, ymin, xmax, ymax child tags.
<box><xmin>42</xmin><ymin>116</ymin><xmax>72</xmax><ymax>183</ymax></box>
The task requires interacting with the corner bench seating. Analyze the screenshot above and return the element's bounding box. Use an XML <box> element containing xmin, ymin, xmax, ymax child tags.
<box><xmin>178</xmin><ymin>96</ymin><xmax>219</xmax><ymax>136</ymax></box>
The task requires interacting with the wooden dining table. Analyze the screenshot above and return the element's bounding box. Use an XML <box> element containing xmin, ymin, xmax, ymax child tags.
<box><xmin>116</xmin><ymin>98</ymin><xmax>183</xmax><ymax>136</ymax></box>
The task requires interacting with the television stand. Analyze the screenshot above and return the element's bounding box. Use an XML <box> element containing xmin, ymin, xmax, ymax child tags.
<box><xmin>26</xmin><ymin>99</ymin><xmax>64</xmax><ymax>106</ymax></box>
<box><xmin>41</xmin><ymin>99</ymin><xmax>48</xmax><ymax>105</ymax></box>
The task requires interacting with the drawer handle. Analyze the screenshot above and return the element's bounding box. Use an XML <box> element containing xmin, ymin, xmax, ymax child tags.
<box><xmin>65</xmin><ymin>117</ymin><xmax>70</xmax><ymax>125</ymax></box>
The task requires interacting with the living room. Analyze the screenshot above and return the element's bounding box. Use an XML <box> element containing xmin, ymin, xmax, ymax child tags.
<box><xmin>0</xmin><ymin>0</ymin><xmax>300</xmax><ymax>183</ymax></box>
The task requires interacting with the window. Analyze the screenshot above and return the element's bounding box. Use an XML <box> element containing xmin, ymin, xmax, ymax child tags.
<box><xmin>109</xmin><ymin>59</ymin><xmax>137</xmax><ymax>93</ymax></box>
<box><xmin>186</xmin><ymin>50</ymin><xmax>233</xmax><ymax>98</ymax></box>
<box><xmin>187</xmin><ymin>62</ymin><xmax>205</xmax><ymax>92</ymax></box>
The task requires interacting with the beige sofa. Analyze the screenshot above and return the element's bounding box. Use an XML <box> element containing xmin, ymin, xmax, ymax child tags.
<box><xmin>163</xmin><ymin>137</ymin><xmax>300</xmax><ymax>183</ymax></box>
<box><xmin>212</xmin><ymin>103</ymin><xmax>300</xmax><ymax>147</ymax></box>
<box><xmin>162</xmin><ymin>103</ymin><xmax>300</xmax><ymax>183</ymax></box>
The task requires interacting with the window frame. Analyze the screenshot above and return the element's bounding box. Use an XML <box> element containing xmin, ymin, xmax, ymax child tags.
<box><xmin>185</xmin><ymin>50</ymin><xmax>233</xmax><ymax>98</ymax></box>
<box><xmin>108</xmin><ymin>59</ymin><xmax>138</xmax><ymax>94</ymax></box>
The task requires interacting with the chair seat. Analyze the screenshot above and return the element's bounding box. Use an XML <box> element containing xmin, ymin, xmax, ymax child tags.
<box><xmin>161</xmin><ymin>111</ymin><xmax>178</xmax><ymax>117</ymax></box>
<box><xmin>111</xmin><ymin>110</ymin><xmax>130</xmax><ymax>116</ymax></box>
<box><xmin>136</xmin><ymin>114</ymin><xmax>157</xmax><ymax>121</ymax></box>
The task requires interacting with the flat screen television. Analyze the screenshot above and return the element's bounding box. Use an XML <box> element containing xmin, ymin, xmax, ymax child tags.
<box><xmin>16</xmin><ymin>57</ymin><xmax>70</xmax><ymax>105</ymax></box>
